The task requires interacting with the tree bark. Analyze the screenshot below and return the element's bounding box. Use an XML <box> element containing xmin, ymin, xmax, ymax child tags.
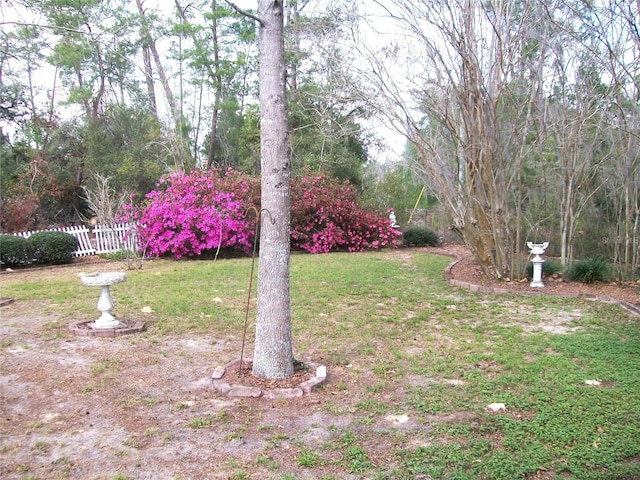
<box><xmin>252</xmin><ymin>0</ymin><xmax>294</xmax><ymax>379</ymax></box>
<box><xmin>174</xmin><ymin>0</ymin><xmax>226</xmax><ymax>169</ymax></box>
<box><xmin>207</xmin><ymin>0</ymin><xmax>223</xmax><ymax>169</ymax></box>
<box><xmin>285</xmin><ymin>0</ymin><xmax>301</xmax><ymax>91</ymax></box>
<box><xmin>135</xmin><ymin>0</ymin><xmax>158</xmax><ymax>121</ymax></box>
<box><xmin>139</xmin><ymin>4</ymin><xmax>179</xmax><ymax>126</ymax></box>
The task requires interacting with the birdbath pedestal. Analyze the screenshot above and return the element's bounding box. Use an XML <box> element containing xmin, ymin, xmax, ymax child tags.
<box><xmin>527</xmin><ymin>242</ymin><xmax>549</xmax><ymax>288</ymax></box>
<box><xmin>80</xmin><ymin>272</ymin><xmax>127</xmax><ymax>328</ymax></box>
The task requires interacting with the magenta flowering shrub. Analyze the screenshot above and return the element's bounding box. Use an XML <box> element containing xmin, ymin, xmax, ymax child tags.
<box><xmin>131</xmin><ymin>170</ymin><xmax>257</xmax><ymax>259</ymax></box>
<box><xmin>290</xmin><ymin>175</ymin><xmax>402</xmax><ymax>253</ymax></box>
<box><xmin>127</xmin><ymin>169</ymin><xmax>399</xmax><ymax>258</ymax></box>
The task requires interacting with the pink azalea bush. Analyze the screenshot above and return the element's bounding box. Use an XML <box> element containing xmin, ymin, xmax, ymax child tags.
<box><xmin>127</xmin><ymin>169</ymin><xmax>400</xmax><ymax>258</ymax></box>
<box><xmin>129</xmin><ymin>169</ymin><xmax>257</xmax><ymax>259</ymax></box>
<box><xmin>289</xmin><ymin>175</ymin><xmax>402</xmax><ymax>253</ymax></box>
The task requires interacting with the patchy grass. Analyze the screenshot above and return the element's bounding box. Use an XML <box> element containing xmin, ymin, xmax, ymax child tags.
<box><xmin>1</xmin><ymin>251</ymin><xmax>639</xmax><ymax>479</ymax></box>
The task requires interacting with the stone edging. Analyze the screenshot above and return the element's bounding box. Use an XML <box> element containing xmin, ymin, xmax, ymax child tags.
<box><xmin>211</xmin><ymin>358</ymin><xmax>327</xmax><ymax>399</ymax></box>
<box><xmin>0</xmin><ymin>297</ymin><xmax>16</xmax><ymax>308</ymax></box>
<box><xmin>68</xmin><ymin>319</ymin><xmax>147</xmax><ymax>337</ymax></box>
<box><xmin>443</xmin><ymin>256</ymin><xmax>640</xmax><ymax>317</ymax></box>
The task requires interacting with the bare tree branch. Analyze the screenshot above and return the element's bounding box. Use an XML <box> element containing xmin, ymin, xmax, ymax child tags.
<box><xmin>224</xmin><ymin>0</ymin><xmax>264</xmax><ymax>26</ymax></box>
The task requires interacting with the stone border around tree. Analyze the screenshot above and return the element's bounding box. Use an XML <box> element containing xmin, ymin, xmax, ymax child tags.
<box><xmin>442</xmin><ymin>256</ymin><xmax>640</xmax><ymax>317</ymax></box>
<box><xmin>211</xmin><ymin>358</ymin><xmax>327</xmax><ymax>399</ymax></box>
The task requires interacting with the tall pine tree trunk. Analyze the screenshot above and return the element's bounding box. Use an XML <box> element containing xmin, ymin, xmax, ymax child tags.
<box><xmin>252</xmin><ymin>0</ymin><xmax>294</xmax><ymax>379</ymax></box>
<box><xmin>136</xmin><ymin>0</ymin><xmax>158</xmax><ymax>120</ymax></box>
<box><xmin>207</xmin><ymin>0</ymin><xmax>222</xmax><ymax>169</ymax></box>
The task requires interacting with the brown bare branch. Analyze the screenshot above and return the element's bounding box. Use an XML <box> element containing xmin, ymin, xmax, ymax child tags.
<box><xmin>224</xmin><ymin>1</ymin><xmax>264</xmax><ymax>26</ymax></box>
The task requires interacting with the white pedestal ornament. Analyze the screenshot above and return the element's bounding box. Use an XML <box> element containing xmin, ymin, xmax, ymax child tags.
<box><xmin>526</xmin><ymin>242</ymin><xmax>549</xmax><ymax>288</ymax></box>
<box><xmin>80</xmin><ymin>272</ymin><xmax>127</xmax><ymax>328</ymax></box>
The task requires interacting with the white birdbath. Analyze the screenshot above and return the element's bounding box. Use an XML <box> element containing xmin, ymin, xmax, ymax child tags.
<box><xmin>80</xmin><ymin>272</ymin><xmax>127</xmax><ymax>328</ymax></box>
<box><xmin>527</xmin><ymin>242</ymin><xmax>549</xmax><ymax>288</ymax></box>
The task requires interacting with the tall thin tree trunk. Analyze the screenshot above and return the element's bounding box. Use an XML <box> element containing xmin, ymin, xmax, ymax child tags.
<box><xmin>91</xmin><ymin>38</ymin><xmax>106</xmax><ymax>118</ymax></box>
<box><xmin>139</xmin><ymin>4</ymin><xmax>179</xmax><ymax>126</ymax></box>
<box><xmin>150</xmin><ymin>41</ymin><xmax>179</xmax><ymax>124</ymax></box>
<box><xmin>174</xmin><ymin>0</ymin><xmax>223</xmax><ymax>169</ymax></box>
<box><xmin>207</xmin><ymin>0</ymin><xmax>223</xmax><ymax>169</ymax></box>
<box><xmin>142</xmin><ymin>46</ymin><xmax>157</xmax><ymax>119</ymax></box>
<box><xmin>285</xmin><ymin>0</ymin><xmax>300</xmax><ymax>91</ymax></box>
<box><xmin>43</xmin><ymin>66</ymin><xmax>59</xmax><ymax>148</ymax></box>
<box><xmin>253</xmin><ymin>0</ymin><xmax>294</xmax><ymax>379</ymax></box>
<box><xmin>136</xmin><ymin>0</ymin><xmax>158</xmax><ymax>120</ymax></box>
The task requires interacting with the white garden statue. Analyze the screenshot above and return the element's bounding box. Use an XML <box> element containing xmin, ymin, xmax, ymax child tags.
<box><xmin>526</xmin><ymin>242</ymin><xmax>549</xmax><ymax>288</ymax></box>
<box><xmin>388</xmin><ymin>208</ymin><xmax>399</xmax><ymax>228</ymax></box>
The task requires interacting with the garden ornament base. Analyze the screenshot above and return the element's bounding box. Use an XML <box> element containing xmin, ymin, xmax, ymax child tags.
<box><xmin>68</xmin><ymin>319</ymin><xmax>146</xmax><ymax>337</ymax></box>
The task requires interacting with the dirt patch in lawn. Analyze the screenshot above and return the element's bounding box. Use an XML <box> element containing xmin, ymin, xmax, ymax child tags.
<box><xmin>1</xmin><ymin>299</ymin><xmax>356</xmax><ymax>479</ymax></box>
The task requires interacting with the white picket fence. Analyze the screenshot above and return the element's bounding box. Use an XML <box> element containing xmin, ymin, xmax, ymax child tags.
<box><xmin>13</xmin><ymin>223</ymin><xmax>137</xmax><ymax>257</ymax></box>
<box><xmin>93</xmin><ymin>223</ymin><xmax>138</xmax><ymax>255</ymax></box>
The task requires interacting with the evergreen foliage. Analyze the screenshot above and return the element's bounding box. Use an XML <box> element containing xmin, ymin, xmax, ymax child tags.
<box><xmin>361</xmin><ymin>165</ymin><xmax>434</xmax><ymax>225</ymax></box>
<box><xmin>567</xmin><ymin>255</ymin><xmax>612</xmax><ymax>284</ymax></box>
<box><xmin>401</xmin><ymin>226</ymin><xmax>440</xmax><ymax>247</ymax></box>
<box><xmin>0</xmin><ymin>235</ymin><xmax>35</xmax><ymax>266</ymax></box>
<box><xmin>29</xmin><ymin>231</ymin><xmax>78</xmax><ymax>264</ymax></box>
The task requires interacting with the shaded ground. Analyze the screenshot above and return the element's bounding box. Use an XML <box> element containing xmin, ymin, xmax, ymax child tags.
<box><xmin>1</xmin><ymin>246</ymin><xmax>638</xmax><ymax>479</ymax></box>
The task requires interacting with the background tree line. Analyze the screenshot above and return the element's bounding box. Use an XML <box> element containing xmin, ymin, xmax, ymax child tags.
<box><xmin>0</xmin><ymin>0</ymin><xmax>373</xmax><ymax>228</ymax></box>
<box><xmin>349</xmin><ymin>0</ymin><xmax>639</xmax><ymax>280</ymax></box>
<box><xmin>1</xmin><ymin>0</ymin><xmax>638</xmax><ymax>280</ymax></box>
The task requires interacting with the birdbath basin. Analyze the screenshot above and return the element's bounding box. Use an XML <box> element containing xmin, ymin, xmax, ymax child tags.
<box><xmin>527</xmin><ymin>242</ymin><xmax>549</xmax><ymax>257</ymax></box>
<box><xmin>80</xmin><ymin>272</ymin><xmax>127</xmax><ymax>328</ymax></box>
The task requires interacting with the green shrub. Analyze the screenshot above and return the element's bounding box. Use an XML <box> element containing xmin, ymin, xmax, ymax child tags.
<box><xmin>401</xmin><ymin>226</ymin><xmax>440</xmax><ymax>247</ymax></box>
<box><xmin>99</xmin><ymin>250</ymin><xmax>134</xmax><ymax>261</ymax></box>
<box><xmin>567</xmin><ymin>255</ymin><xmax>611</xmax><ymax>284</ymax></box>
<box><xmin>526</xmin><ymin>260</ymin><xmax>563</xmax><ymax>279</ymax></box>
<box><xmin>29</xmin><ymin>231</ymin><xmax>78</xmax><ymax>265</ymax></box>
<box><xmin>0</xmin><ymin>235</ymin><xmax>35</xmax><ymax>266</ymax></box>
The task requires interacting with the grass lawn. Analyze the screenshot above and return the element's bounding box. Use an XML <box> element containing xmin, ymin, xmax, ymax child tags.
<box><xmin>1</xmin><ymin>250</ymin><xmax>639</xmax><ymax>480</ymax></box>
